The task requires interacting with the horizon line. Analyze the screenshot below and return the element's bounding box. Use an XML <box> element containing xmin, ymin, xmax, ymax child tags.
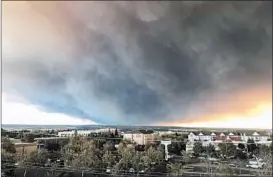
<box><xmin>2</xmin><ymin>124</ymin><xmax>271</xmax><ymax>131</ymax></box>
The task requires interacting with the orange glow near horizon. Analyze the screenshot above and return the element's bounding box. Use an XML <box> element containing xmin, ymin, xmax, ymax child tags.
<box><xmin>159</xmin><ymin>85</ymin><xmax>272</xmax><ymax>129</ymax></box>
<box><xmin>176</xmin><ymin>105</ymin><xmax>272</xmax><ymax>129</ymax></box>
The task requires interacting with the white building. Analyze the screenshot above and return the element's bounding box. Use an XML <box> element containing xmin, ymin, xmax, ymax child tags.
<box><xmin>58</xmin><ymin>128</ymin><xmax>118</xmax><ymax>137</ymax></box>
<box><xmin>186</xmin><ymin>131</ymin><xmax>271</xmax><ymax>152</ymax></box>
<box><xmin>241</xmin><ymin>132</ymin><xmax>270</xmax><ymax>143</ymax></box>
<box><xmin>188</xmin><ymin>132</ymin><xmax>215</xmax><ymax>142</ymax></box>
<box><xmin>58</xmin><ymin>130</ymin><xmax>76</xmax><ymax>137</ymax></box>
<box><xmin>186</xmin><ymin>141</ymin><xmax>195</xmax><ymax>153</ymax></box>
<box><xmin>155</xmin><ymin>131</ymin><xmax>174</xmax><ymax>136</ymax></box>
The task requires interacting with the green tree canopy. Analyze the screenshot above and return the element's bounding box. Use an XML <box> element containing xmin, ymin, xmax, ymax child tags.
<box><xmin>62</xmin><ymin>136</ymin><xmax>102</xmax><ymax>169</ymax></box>
<box><xmin>21</xmin><ymin>133</ymin><xmax>35</xmax><ymax>143</ymax></box>
<box><xmin>247</xmin><ymin>138</ymin><xmax>257</xmax><ymax>153</ymax></box>
<box><xmin>22</xmin><ymin>149</ymin><xmax>50</xmax><ymax>166</ymax></box>
<box><xmin>167</xmin><ymin>142</ymin><xmax>186</xmax><ymax>155</ymax></box>
<box><xmin>167</xmin><ymin>163</ymin><xmax>185</xmax><ymax>177</ymax></box>
<box><xmin>193</xmin><ymin>141</ymin><xmax>204</xmax><ymax>156</ymax></box>
<box><xmin>1</xmin><ymin>137</ymin><xmax>16</xmax><ymax>154</ymax></box>
<box><xmin>1</xmin><ymin>150</ymin><xmax>16</xmax><ymax>177</ymax></box>
<box><xmin>218</xmin><ymin>143</ymin><xmax>236</xmax><ymax>157</ymax></box>
<box><xmin>204</xmin><ymin>144</ymin><xmax>216</xmax><ymax>157</ymax></box>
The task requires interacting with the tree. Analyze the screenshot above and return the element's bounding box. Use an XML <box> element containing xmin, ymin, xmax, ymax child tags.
<box><xmin>117</xmin><ymin>141</ymin><xmax>127</xmax><ymax>154</ymax></box>
<box><xmin>103</xmin><ymin>141</ymin><xmax>115</xmax><ymax>151</ymax></box>
<box><xmin>170</xmin><ymin>142</ymin><xmax>186</xmax><ymax>155</ymax></box>
<box><xmin>167</xmin><ymin>163</ymin><xmax>185</xmax><ymax>177</ymax></box>
<box><xmin>21</xmin><ymin>133</ymin><xmax>35</xmax><ymax>143</ymax></box>
<box><xmin>257</xmin><ymin>147</ymin><xmax>272</xmax><ymax>177</ymax></box>
<box><xmin>215</xmin><ymin>163</ymin><xmax>235</xmax><ymax>176</ymax></box>
<box><xmin>62</xmin><ymin>136</ymin><xmax>102</xmax><ymax>169</ymax></box>
<box><xmin>1</xmin><ymin>128</ymin><xmax>7</xmax><ymax>136</ymax></box>
<box><xmin>204</xmin><ymin>144</ymin><xmax>216</xmax><ymax>157</ymax></box>
<box><xmin>22</xmin><ymin>149</ymin><xmax>50</xmax><ymax>166</ymax></box>
<box><xmin>102</xmin><ymin>141</ymin><xmax>116</xmax><ymax>168</ymax></box>
<box><xmin>114</xmin><ymin>128</ymin><xmax>119</xmax><ymax>136</ymax></box>
<box><xmin>102</xmin><ymin>150</ymin><xmax>116</xmax><ymax>168</ymax></box>
<box><xmin>203</xmin><ymin>158</ymin><xmax>213</xmax><ymax>175</ymax></box>
<box><xmin>193</xmin><ymin>141</ymin><xmax>204</xmax><ymax>156</ymax></box>
<box><xmin>181</xmin><ymin>151</ymin><xmax>191</xmax><ymax>166</ymax></box>
<box><xmin>236</xmin><ymin>160</ymin><xmax>247</xmax><ymax>175</ymax></box>
<box><xmin>145</xmin><ymin>142</ymin><xmax>153</xmax><ymax>151</ymax></box>
<box><xmin>218</xmin><ymin>143</ymin><xmax>236</xmax><ymax>157</ymax></box>
<box><xmin>238</xmin><ymin>143</ymin><xmax>245</xmax><ymax>149</ymax></box>
<box><xmin>115</xmin><ymin>145</ymin><xmax>134</xmax><ymax>173</ymax></box>
<box><xmin>1</xmin><ymin>150</ymin><xmax>16</xmax><ymax>177</ymax></box>
<box><xmin>258</xmin><ymin>144</ymin><xmax>270</xmax><ymax>157</ymax></box>
<box><xmin>235</xmin><ymin>149</ymin><xmax>247</xmax><ymax>160</ymax></box>
<box><xmin>1</xmin><ymin>137</ymin><xmax>16</xmax><ymax>154</ymax></box>
<box><xmin>142</xmin><ymin>146</ymin><xmax>164</xmax><ymax>168</ymax></box>
<box><xmin>247</xmin><ymin>139</ymin><xmax>257</xmax><ymax>153</ymax></box>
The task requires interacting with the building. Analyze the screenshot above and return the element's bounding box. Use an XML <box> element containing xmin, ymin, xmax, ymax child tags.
<box><xmin>34</xmin><ymin>137</ymin><xmax>69</xmax><ymax>151</ymax></box>
<box><xmin>154</xmin><ymin>130</ymin><xmax>174</xmax><ymax>136</ymax></box>
<box><xmin>57</xmin><ymin>128</ymin><xmax>119</xmax><ymax>137</ymax></box>
<box><xmin>188</xmin><ymin>132</ymin><xmax>215</xmax><ymax>142</ymax></box>
<box><xmin>241</xmin><ymin>131</ymin><xmax>270</xmax><ymax>143</ymax></box>
<box><xmin>186</xmin><ymin>141</ymin><xmax>195</xmax><ymax>153</ymax></box>
<box><xmin>122</xmin><ymin>130</ymin><xmax>158</xmax><ymax>145</ymax></box>
<box><xmin>187</xmin><ymin>131</ymin><xmax>271</xmax><ymax>152</ymax></box>
<box><xmin>58</xmin><ymin>130</ymin><xmax>77</xmax><ymax>137</ymax></box>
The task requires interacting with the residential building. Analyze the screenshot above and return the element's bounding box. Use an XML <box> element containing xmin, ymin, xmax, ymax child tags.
<box><xmin>188</xmin><ymin>132</ymin><xmax>215</xmax><ymax>142</ymax></box>
<box><xmin>187</xmin><ymin>131</ymin><xmax>271</xmax><ymax>151</ymax></box>
<box><xmin>241</xmin><ymin>131</ymin><xmax>270</xmax><ymax>143</ymax></box>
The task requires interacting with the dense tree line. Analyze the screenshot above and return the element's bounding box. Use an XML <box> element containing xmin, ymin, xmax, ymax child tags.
<box><xmin>2</xmin><ymin>131</ymin><xmax>273</xmax><ymax>177</ymax></box>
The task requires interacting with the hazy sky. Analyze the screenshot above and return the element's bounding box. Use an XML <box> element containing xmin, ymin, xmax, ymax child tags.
<box><xmin>2</xmin><ymin>1</ymin><xmax>272</xmax><ymax>128</ymax></box>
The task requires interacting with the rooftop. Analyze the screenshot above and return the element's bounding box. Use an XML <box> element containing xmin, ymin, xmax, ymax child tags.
<box><xmin>35</xmin><ymin>137</ymin><xmax>69</xmax><ymax>140</ymax></box>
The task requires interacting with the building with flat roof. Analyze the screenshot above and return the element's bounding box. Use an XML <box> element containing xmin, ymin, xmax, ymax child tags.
<box><xmin>122</xmin><ymin>130</ymin><xmax>158</xmax><ymax>145</ymax></box>
<box><xmin>57</xmin><ymin>128</ymin><xmax>119</xmax><ymax>137</ymax></box>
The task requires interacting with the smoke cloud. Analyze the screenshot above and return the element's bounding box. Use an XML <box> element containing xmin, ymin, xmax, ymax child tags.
<box><xmin>3</xmin><ymin>1</ymin><xmax>272</xmax><ymax>125</ymax></box>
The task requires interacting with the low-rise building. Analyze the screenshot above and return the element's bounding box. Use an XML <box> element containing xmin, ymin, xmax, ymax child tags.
<box><xmin>188</xmin><ymin>132</ymin><xmax>215</xmax><ymax>142</ymax></box>
<box><xmin>57</xmin><ymin>128</ymin><xmax>119</xmax><ymax>137</ymax></box>
<box><xmin>187</xmin><ymin>131</ymin><xmax>271</xmax><ymax>152</ymax></box>
<box><xmin>241</xmin><ymin>131</ymin><xmax>270</xmax><ymax>143</ymax></box>
<box><xmin>123</xmin><ymin>130</ymin><xmax>158</xmax><ymax>145</ymax></box>
<box><xmin>186</xmin><ymin>141</ymin><xmax>195</xmax><ymax>153</ymax></box>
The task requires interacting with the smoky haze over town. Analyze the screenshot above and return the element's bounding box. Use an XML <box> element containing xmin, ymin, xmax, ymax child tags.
<box><xmin>2</xmin><ymin>2</ymin><xmax>273</xmax><ymax>177</ymax></box>
<box><xmin>2</xmin><ymin>1</ymin><xmax>272</xmax><ymax>128</ymax></box>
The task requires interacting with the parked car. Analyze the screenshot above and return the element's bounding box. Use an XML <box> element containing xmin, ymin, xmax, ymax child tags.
<box><xmin>246</xmin><ymin>161</ymin><xmax>265</xmax><ymax>169</ymax></box>
<box><xmin>198</xmin><ymin>156</ymin><xmax>206</xmax><ymax>160</ymax></box>
<box><xmin>228</xmin><ymin>163</ymin><xmax>238</xmax><ymax>167</ymax></box>
<box><xmin>246</xmin><ymin>164</ymin><xmax>262</xmax><ymax>169</ymax></box>
<box><xmin>207</xmin><ymin>157</ymin><xmax>218</xmax><ymax>162</ymax></box>
<box><xmin>212</xmin><ymin>161</ymin><xmax>219</xmax><ymax>165</ymax></box>
<box><xmin>139</xmin><ymin>170</ymin><xmax>145</xmax><ymax>173</ymax></box>
<box><xmin>129</xmin><ymin>168</ymin><xmax>135</xmax><ymax>173</ymax></box>
<box><xmin>106</xmin><ymin>167</ymin><xmax>111</xmax><ymax>173</ymax></box>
